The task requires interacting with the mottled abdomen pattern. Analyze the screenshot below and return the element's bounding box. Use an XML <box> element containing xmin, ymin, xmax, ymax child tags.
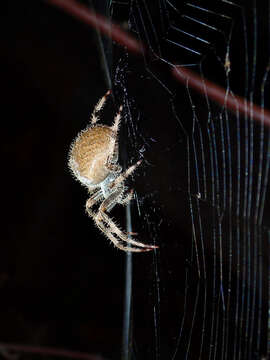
<box><xmin>69</xmin><ymin>125</ymin><xmax>116</xmax><ymax>186</ymax></box>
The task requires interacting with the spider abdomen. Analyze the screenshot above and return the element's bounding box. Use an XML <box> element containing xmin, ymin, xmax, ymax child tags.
<box><xmin>69</xmin><ymin>125</ymin><xmax>117</xmax><ymax>186</ymax></box>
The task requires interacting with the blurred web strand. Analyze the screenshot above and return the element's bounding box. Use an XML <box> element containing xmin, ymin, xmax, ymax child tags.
<box><xmin>122</xmin><ymin>206</ymin><xmax>133</xmax><ymax>360</ymax></box>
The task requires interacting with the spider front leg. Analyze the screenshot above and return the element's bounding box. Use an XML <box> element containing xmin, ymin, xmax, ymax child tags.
<box><xmin>91</xmin><ymin>90</ymin><xmax>111</xmax><ymax>125</ymax></box>
<box><xmin>105</xmin><ymin>105</ymin><xmax>123</xmax><ymax>173</ymax></box>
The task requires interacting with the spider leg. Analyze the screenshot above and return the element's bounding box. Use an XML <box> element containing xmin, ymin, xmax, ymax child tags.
<box><xmin>99</xmin><ymin>186</ymin><xmax>134</xmax><ymax>212</ymax></box>
<box><xmin>100</xmin><ymin>187</ymin><xmax>124</xmax><ymax>212</ymax></box>
<box><xmin>97</xmin><ymin>189</ymin><xmax>157</xmax><ymax>249</ymax></box>
<box><xmin>94</xmin><ymin>216</ymin><xmax>152</xmax><ymax>252</ymax></box>
<box><xmin>86</xmin><ymin>189</ymin><xmax>157</xmax><ymax>251</ymax></box>
<box><xmin>85</xmin><ymin>190</ymin><xmax>103</xmax><ymax>215</ymax></box>
<box><xmin>110</xmin><ymin>160</ymin><xmax>142</xmax><ymax>189</ymax></box>
<box><xmin>111</xmin><ymin>105</ymin><xmax>122</xmax><ymax>133</ymax></box>
<box><xmin>99</xmin><ymin>211</ymin><xmax>158</xmax><ymax>250</ymax></box>
<box><xmin>119</xmin><ymin>189</ymin><xmax>134</xmax><ymax>206</ymax></box>
<box><xmin>85</xmin><ymin>187</ymin><xmax>127</xmax><ymax>238</ymax></box>
<box><xmin>91</xmin><ymin>90</ymin><xmax>111</xmax><ymax>125</ymax></box>
<box><xmin>105</xmin><ymin>105</ymin><xmax>123</xmax><ymax>173</ymax></box>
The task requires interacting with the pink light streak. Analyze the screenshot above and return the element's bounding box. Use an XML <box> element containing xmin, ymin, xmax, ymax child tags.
<box><xmin>46</xmin><ymin>0</ymin><xmax>144</xmax><ymax>54</ymax></box>
<box><xmin>172</xmin><ymin>66</ymin><xmax>270</xmax><ymax>126</ymax></box>
<box><xmin>46</xmin><ymin>0</ymin><xmax>270</xmax><ymax>127</ymax></box>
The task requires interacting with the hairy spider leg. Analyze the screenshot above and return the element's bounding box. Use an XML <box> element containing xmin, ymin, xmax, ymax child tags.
<box><xmin>85</xmin><ymin>195</ymin><xmax>149</xmax><ymax>252</ymax></box>
<box><xmin>94</xmin><ymin>214</ymin><xmax>153</xmax><ymax>252</ymax></box>
<box><xmin>100</xmin><ymin>187</ymin><xmax>125</xmax><ymax>213</ymax></box>
<box><xmin>99</xmin><ymin>211</ymin><xmax>158</xmax><ymax>250</ymax></box>
<box><xmin>91</xmin><ymin>89</ymin><xmax>111</xmax><ymax>125</ymax></box>
<box><xmin>111</xmin><ymin>105</ymin><xmax>122</xmax><ymax>133</ymax></box>
<box><xmin>85</xmin><ymin>187</ymin><xmax>157</xmax><ymax>250</ymax></box>
<box><xmin>97</xmin><ymin>188</ymin><xmax>157</xmax><ymax>249</ymax></box>
<box><xmin>119</xmin><ymin>189</ymin><xmax>134</xmax><ymax>206</ymax></box>
<box><xmin>98</xmin><ymin>223</ymin><xmax>151</xmax><ymax>252</ymax></box>
<box><xmin>110</xmin><ymin>160</ymin><xmax>142</xmax><ymax>189</ymax></box>
<box><xmin>101</xmin><ymin>188</ymin><xmax>134</xmax><ymax>211</ymax></box>
<box><xmin>105</xmin><ymin>105</ymin><xmax>123</xmax><ymax>174</ymax></box>
<box><xmin>86</xmin><ymin>190</ymin><xmax>103</xmax><ymax>209</ymax></box>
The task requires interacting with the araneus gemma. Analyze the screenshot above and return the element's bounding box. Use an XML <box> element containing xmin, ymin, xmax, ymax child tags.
<box><xmin>68</xmin><ymin>90</ymin><xmax>158</xmax><ymax>252</ymax></box>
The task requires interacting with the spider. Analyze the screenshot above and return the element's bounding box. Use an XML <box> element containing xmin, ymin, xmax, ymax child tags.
<box><xmin>68</xmin><ymin>90</ymin><xmax>158</xmax><ymax>252</ymax></box>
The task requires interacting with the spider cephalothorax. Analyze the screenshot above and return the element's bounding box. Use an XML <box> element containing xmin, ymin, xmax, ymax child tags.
<box><xmin>68</xmin><ymin>90</ymin><xmax>158</xmax><ymax>252</ymax></box>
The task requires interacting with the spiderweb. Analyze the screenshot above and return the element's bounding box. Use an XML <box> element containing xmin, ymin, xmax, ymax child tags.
<box><xmin>109</xmin><ymin>1</ymin><xmax>270</xmax><ymax>359</ymax></box>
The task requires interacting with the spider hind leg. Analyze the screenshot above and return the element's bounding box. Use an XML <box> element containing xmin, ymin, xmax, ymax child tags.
<box><xmin>95</xmin><ymin>215</ymin><xmax>153</xmax><ymax>252</ymax></box>
<box><xmin>97</xmin><ymin>210</ymin><xmax>158</xmax><ymax>251</ymax></box>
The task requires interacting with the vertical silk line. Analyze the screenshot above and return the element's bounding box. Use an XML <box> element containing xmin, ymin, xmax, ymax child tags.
<box><xmin>122</xmin><ymin>205</ymin><xmax>133</xmax><ymax>360</ymax></box>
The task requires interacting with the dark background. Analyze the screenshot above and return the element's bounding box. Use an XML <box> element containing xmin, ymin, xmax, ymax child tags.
<box><xmin>2</xmin><ymin>1</ymin><xmax>131</xmax><ymax>358</ymax></box>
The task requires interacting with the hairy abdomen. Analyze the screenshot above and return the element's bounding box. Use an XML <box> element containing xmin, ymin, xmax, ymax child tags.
<box><xmin>69</xmin><ymin>125</ymin><xmax>116</xmax><ymax>185</ymax></box>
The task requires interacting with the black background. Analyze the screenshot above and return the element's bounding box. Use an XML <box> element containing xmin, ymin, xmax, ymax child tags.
<box><xmin>2</xmin><ymin>1</ymin><xmax>128</xmax><ymax>358</ymax></box>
